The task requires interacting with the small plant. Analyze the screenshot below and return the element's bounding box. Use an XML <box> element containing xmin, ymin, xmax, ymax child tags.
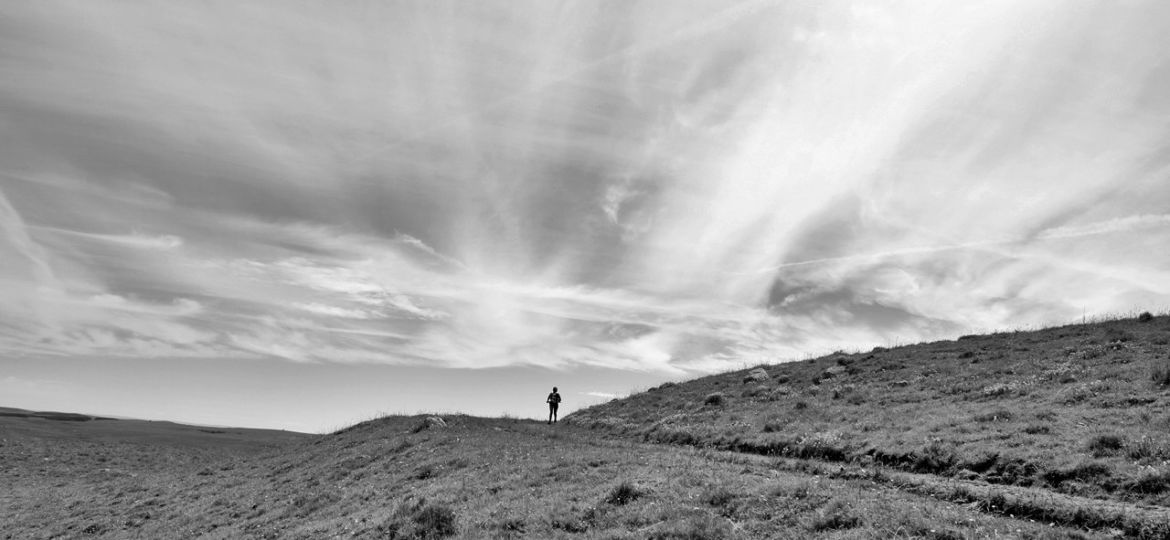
<box><xmin>703</xmin><ymin>392</ymin><xmax>726</xmax><ymax>406</ymax></box>
<box><xmin>604</xmin><ymin>481</ymin><xmax>645</xmax><ymax>505</ymax></box>
<box><xmin>1139</xmin><ymin>311</ymin><xmax>1154</xmax><ymax>323</ymax></box>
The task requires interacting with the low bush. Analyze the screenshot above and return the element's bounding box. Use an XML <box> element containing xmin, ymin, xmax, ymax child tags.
<box><xmin>1139</xmin><ymin>311</ymin><xmax>1154</xmax><ymax>323</ymax></box>
<box><xmin>703</xmin><ymin>393</ymin><xmax>726</xmax><ymax>407</ymax></box>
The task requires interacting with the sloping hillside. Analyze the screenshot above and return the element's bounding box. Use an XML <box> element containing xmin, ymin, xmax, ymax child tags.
<box><xmin>0</xmin><ymin>411</ymin><xmax>1125</xmax><ymax>539</ymax></box>
<box><xmin>568</xmin><ymin>315</ymin><xmax>1170</xmax><ymax>528</ymax></box>
<box><xmin>5</xmin><ymin>316</ymin><xmax>1170</xmax><ymax>538</ymax></box>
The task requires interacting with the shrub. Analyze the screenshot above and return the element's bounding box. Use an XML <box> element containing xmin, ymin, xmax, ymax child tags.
<box><xmin>1139</xmin><ymin>311</ymin><xmax>1155</xmax><ymax>323</ymax></box>
<box><xmin>1087</xmin><ymin>434</ymin><xmax>1125</xmax><ymax>457</ymax></box>
<box><xmin>793</xmin><ymin>401</ymin><xmax>809</xmax><ymax>410</ymax></box>
<box><xmin>604</xmin><ymin>481</ymin><xmax>645</xmax><ymax>505</ymax></box>
<box><xmin>703</xmin><ymin>393</ymin><xmax>726</xmax><ymax>407</ymax></box>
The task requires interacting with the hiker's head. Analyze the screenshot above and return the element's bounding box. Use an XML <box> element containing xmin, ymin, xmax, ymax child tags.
<box><xmin>553</xmin><ymin>387</ymin><xmax>558</xmax><ymax>392</ymax></box>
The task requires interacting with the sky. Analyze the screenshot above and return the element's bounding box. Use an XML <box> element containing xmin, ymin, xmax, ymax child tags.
<box><xmin>2</xmin><ymin>1</ymin><xmax>1170</xmax><ymax>432</ymax></box>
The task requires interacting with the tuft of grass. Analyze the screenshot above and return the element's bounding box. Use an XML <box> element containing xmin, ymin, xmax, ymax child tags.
<box><xmin>604</xmin><ymin>481</ymin><xmax>645</xmax><ymax>506</ymax></box>
<box><xmin>378</xmin><ymin>498</ymin><xmax>458</xmax><ymax>539</ymax></box>
<box><xmin>647</xmin><ymin>514</ymin><xmax>732</xmax><ymax>540</ymax></box>
<box><xmin>701</xmin><ymin>486</ymin><xmax>737</xmax><ymax>516</ymax></box>
<box><xmin>1152</xmin><ymin>364</ymin><xmax>1170</xmax><ymax>387</ymax></box>
<box><xmin>1088</xmin><ymin>434</ymin><xmax>1126</xmax><ymax>457</ymax></box>
<box><xmin>703</xmin><ymin>392</ymin><xmax>726</xmax><ymax>407</ymax></box>
<box><xmin>806</xmin><ymin>499</ymin><xmax>860</xmax><ymax>532</ymax></box>
<box><xmin>1139</xmin><ymin>311</ymin><xmax>1154</xmax><ymax>323</ymax></box>
<box><xmin>1042</xmin><ymin>461</ymin><xmax>1112</xmax><ymax>488</ymax></box>
<box><xmin>973</xmin><ymin>408</ymin><xmax>1015</xmax><ymax>422</ymax></box>
<box><xmin>1023</xmin><ymin>424</ymin><xmax>1051</xmax><ymax>435</ymax></box>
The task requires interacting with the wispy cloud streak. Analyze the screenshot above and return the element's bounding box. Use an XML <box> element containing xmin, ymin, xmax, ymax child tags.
<box><xmin>0</xmin><ymin>0</ymin><xmax>1168</xmax><ymax>375</ymax></box>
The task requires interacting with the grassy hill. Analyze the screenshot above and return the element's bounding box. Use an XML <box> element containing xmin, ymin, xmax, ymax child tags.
<box><xmin>568</xmin><ymin>314</ymin><xmax>1170</xmax><ymax>535</ymax></box>
<box><xmin>3</xmin><ymin>315</ymin><xmax>1170</xmax><ymax>538</ymax></box>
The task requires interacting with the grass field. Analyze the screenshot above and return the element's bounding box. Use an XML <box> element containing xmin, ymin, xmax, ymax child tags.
<box><xmin>3</xmin><ymin>315</ymin><xmax>1169</xmax><ymax>538</ymax></box>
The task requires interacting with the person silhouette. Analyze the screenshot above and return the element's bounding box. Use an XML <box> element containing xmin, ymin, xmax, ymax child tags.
<box><xmin>546</xmin><ymin>386</ymin><xmax>562</xmax><ymax>424</ymax></box>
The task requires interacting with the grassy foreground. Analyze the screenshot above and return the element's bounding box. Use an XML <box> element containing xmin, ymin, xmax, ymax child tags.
<box><xmin>3</xmin><ymin>315</ymin><xmax>1169</xmax><ymax>538</ymax></box>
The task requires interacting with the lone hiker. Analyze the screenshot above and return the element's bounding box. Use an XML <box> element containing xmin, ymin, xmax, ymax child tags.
<box><xmin>546</xmin><ymin>386</ymin><xmax>562</xmax><ymax>424</ymax></box>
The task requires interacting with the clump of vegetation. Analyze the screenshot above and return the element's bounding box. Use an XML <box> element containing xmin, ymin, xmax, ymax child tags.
<box><xmin>1151</xmin><ymin>365</ymin><xmax>1170</xmax><ymax>387</ymax></box>
<box><xmin>604</xmin><ymin>481</ymin><xmax>645</xmax><ymax>506</ymax></box>
<box><xmin>1139</xmin><ymin>311</ymin><xmax>1154</xmax><ymax>323</ymax></box>
<box><xmin>1125</xmin><ymin>470</ymin><xmax>1170</xmax><ymax>495</ymax></box>
<box><xmin>913</xmin><ymin>439</ymin><xmax>958</xmax><ymax>475</ymax></box>
<box><xmin>1088</xmin><ymin>434</ymin><xmax>1126</xmax><ymax>457</ymax></box>
<box><xmin>1104</xmin><ymin>326</ymin><xmax>1133</xmax><ymax>343</ymax></box>
<box><xmin>702</xmin><ymin>486</ymin><xmax>737</xmax><ymax>517</ymax></box>
<box><xmin>1023</xmin><ymin>424</ymin><xmax>1051</xmax><ymax>435</ymax></box>
<box><xmin>973</xmin><ymin>408</ymin><xmax>1015</xmax><ymax>422</ymax></box>
<box><xmin>703</xmin><ymin>392</ymin><xmax>726</xmax><ymax>407</ymax></box>
<box><xmin>647</xmin><ymin>514</ymin><xmax>731</xmax><ymax>540</ymax></box>
<box><xmin>379</xmin><ymin>497</ymin><xmax>457</xmax><ymax>539</ymax></box>
<box><xmin>1042</xmin><ymin>461</ymin><xmax>1112</xmax><ymax>488</ymax></box>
